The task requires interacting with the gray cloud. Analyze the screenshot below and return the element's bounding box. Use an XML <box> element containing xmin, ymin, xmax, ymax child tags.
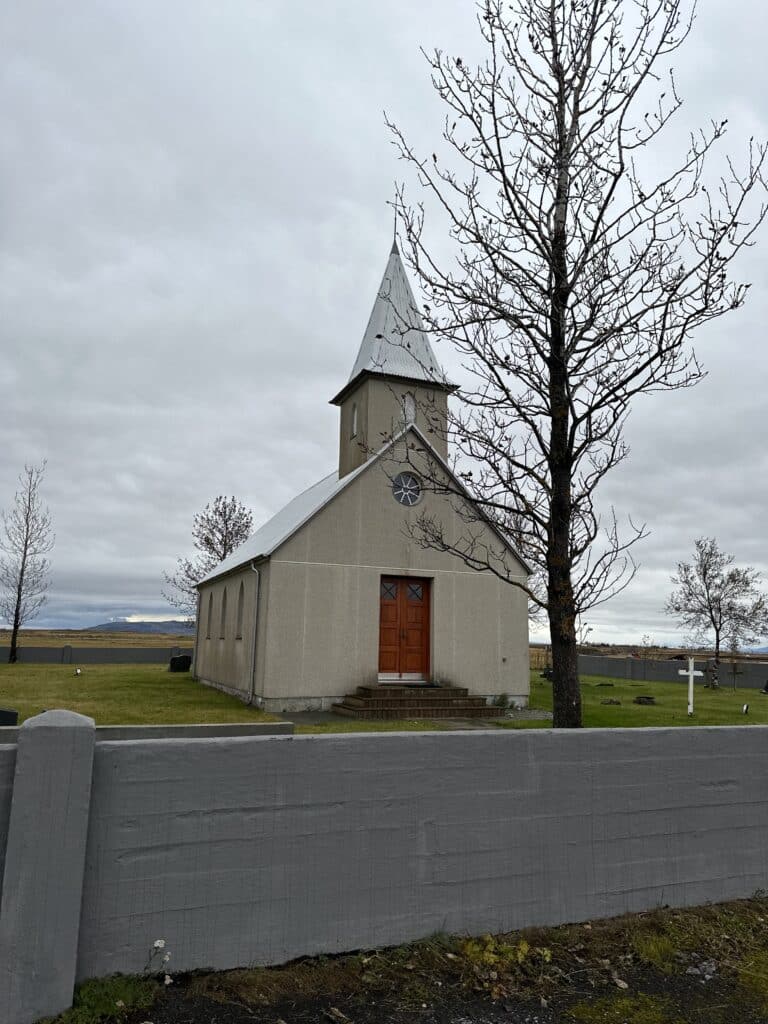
<box><xmin>3</xmin><ymin>1</ymin><xmax>767</xmax><ymax>641</ymax></box>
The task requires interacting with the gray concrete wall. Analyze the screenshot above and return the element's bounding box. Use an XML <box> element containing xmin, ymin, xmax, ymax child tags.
<box><xmin>0</xmin><ymin>745</ymin><xmax>16</xmax><ymax>910</ymax></box>
<box><xmin>5</xmin><ymin>713</ymin><xmax>768</xmax><ymax>1023</ymax></box>
<box><xmin>579</xmin><ymin>654</ymin><xmax>768</xmax><ymax>689</ymax></box>
<box><xmin>0</xmin><ymin>646</ymin><xmax>193</xmax><ymax>664</ymax></box>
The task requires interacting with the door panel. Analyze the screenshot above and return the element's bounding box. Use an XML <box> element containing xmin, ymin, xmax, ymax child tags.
<box><xmin>378</xmin><ymin>576</ymin><xmax>430</xmax><ymax>677</ymax></box>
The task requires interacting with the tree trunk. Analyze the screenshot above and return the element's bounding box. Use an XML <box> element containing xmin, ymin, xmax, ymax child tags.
<box><xmin>8</xmin><ymin>607</ymin><xmax>20</xmax><ymax>664</ymax></box>
<box><xmin>547</xmin><ymin>444</ymin><xmax>582</xmax><ymax>727</ymax></box>
<box><xmin>8</xmin><ymin>571</ymin><xmax>24</xmax><ymax>664</ymax></box>
<box><xmin>545</xmin><ymin>56</ymin><xmax>582</xmax><ymax>729</ymax></box>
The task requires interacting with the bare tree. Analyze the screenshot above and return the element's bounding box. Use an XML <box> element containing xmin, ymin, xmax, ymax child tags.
<box><xmin>387</xmin><ymin>0</ymin><xmax>767</xmax><ymax>726</ymax></box>
<box><xmin>163</xmin><ymin>496</ymin><xmax>253</xmax><ymax>617</ymax></box>
<box><xmin>665</xmin><ymin>537</ymin><xmax>768</xmax><ymax>664</ymax></box>
<box><xmin>0</xmin><ymin>462</ymin><xmax>54</xmax><ymax>663</ymax></box>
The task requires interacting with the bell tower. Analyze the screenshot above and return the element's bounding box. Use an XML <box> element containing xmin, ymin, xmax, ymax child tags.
<box><xmin>330</xmin><ymin>241</ymin><xmax>456</xmax><ymax>478</ymax></box>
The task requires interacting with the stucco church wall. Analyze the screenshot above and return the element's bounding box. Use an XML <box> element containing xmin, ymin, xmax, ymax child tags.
<box><xmin>338</xmin><ymin>378</ymin><xmax>449</xmax><ymax>477</ymax></box>
<box><xmin>263</xmin><ymin>452</ymin><xmax>528</xmax><ymax>706</ymax></box>
<box><xmin>194</xmin><ymin>563</ymin><xmax>268</xmax><ymax>700</ymax></box>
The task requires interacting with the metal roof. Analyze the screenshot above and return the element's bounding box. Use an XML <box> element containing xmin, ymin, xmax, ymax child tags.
<box><xmin>197</xmin><ymin>470</ymin><xmax>346</xmax><ymax>584</ymax></box>
<box><xmin>198</xmin><ymin>427</ymin><xmax>532</xmax><ymax>586</ymax></box>
<box><xmin>345</xmin><ymin>242</ymin><xmax>448</xmax><ymax>387</ymax></box>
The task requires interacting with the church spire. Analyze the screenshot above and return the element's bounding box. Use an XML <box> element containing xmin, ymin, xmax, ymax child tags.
<box><xmin>331</xmin><ymin>243</ymin><xmax>450</xmax><ymax>406</ymax></box>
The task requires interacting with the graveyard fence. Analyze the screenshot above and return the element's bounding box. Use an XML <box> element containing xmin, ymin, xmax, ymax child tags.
<box><xmin>0</xmin><ymin>645</ymin><xmax>193</xmax><ymax>665</ymax></box>
<box><xmin>1</xmin><ymin>714</ymin><xmax>768</xmax><ymax>1023</ymax></box>
<box><xmin>576</xmin><ymin>654</ymin><xmax>768</xmax><ymax>689</ymax></box>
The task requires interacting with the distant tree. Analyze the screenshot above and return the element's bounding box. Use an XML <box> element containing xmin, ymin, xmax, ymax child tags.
<box><xmin>664</xmin><ymin>538</ymin><xmax>768</xmax><ymax>664</ymax></box>
<box><xmin>388</xmin><ymin>0</ymin><xmax>767</xmax><ymax>727</ymax></box>
<box><xmin>163</xmin><ymin>496</ymin><xmax>253</xmax><ymax>617</ymax></box>
<box><xmin>0</xmin><ymin>462</ymin><xmax>55</xmax><ymax>663</ymax></box>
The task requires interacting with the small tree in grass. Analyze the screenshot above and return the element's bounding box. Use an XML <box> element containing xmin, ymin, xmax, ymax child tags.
<box><xmin>163</xmin><ymin>496</ymin><xmax>253</xmax><ymax>618</ymax></box>
<box><xmin>0</xmin><ymin>462</ymin><xmax>54</xmax><ymax>663</ymax></box>
<box><xmin>665</xmin><ymin>537</ymin><xmax>768</xmax><ymax>666</ymax></box>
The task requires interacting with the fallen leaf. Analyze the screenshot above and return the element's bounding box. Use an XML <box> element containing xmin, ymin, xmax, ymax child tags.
<box><xmin>325</xmin><ymin>1009</ymin><xmax>353</xmax><ymax>1024</ymax></box>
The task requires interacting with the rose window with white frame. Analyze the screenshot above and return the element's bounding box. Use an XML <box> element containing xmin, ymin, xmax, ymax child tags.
<box><xmin>391</xmin><ymin>472</ymin><xmax>421</xmax><ymax>507</ymax></box>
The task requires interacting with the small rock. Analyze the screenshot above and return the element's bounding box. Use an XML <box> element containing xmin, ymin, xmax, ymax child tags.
<box><xmin>686</xmin><ymin>965</ymin><xmax>701</xmax><ymax>976</ymax></box>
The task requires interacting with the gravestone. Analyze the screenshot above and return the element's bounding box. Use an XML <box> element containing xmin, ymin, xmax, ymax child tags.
<box><xmin>633</xmin><ymin>695</ymin><xmax>656</xmax><ymax>706</ymax></box>
<box><xmin>169</xmin><ymin>654</ymin><xmax>192</xmax><ymax>673</ymax></box>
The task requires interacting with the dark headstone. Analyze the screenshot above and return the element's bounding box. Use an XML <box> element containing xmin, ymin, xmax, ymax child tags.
<box><xmin>0</xmin><ymin>708</ymin><xmax>19</xmax><ymax>726</ymax></box>
<box><xmin>633</xmin><ymin>695</ymin><xmax>656</xmax><ymax>705</ymax></box>
<box><xmin>601</xmin><ymin>698</ymin><xmax>621</xmax><ymax>705</ymax></box>
<box><xmin>596</xmin><ymin>682</ymin><xmax>615</xmax><ymax>687</ymax></box>
<box><xmin>169</xmin><ymin>654</ymin><xmax>192</xmax><ymax>673</ymax></box>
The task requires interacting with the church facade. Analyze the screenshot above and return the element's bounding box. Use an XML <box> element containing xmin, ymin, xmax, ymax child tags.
<box><xmin>193</xmin><ymin>243</ymin><xmax>530</xmax><ymax>712</ymax></box>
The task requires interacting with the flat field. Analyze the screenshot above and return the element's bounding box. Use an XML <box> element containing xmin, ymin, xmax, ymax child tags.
<box><xmin>0</xmin><ymin>663</ymin><xmax>273</xmax><ymax>725</ymax></box>
<box><xmin>1</xmin><ymin>663</ymin><xmax>766</xmax><ymax>730</ymax></box>
<box><xmin>0</xmin><ymin>628</ymin><xmax>193</xmax><ymax>648</ymax></box>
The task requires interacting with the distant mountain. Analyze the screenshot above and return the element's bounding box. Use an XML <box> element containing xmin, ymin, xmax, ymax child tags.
<box><xmin>86</xmin><ymin>619</ymin><xmax>195</xmax><ymax>635</ymax></box>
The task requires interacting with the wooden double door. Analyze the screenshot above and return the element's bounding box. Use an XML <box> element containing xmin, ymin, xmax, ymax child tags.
<box><xmin>378</xmin><ymin>576</ymin><xmax>430</xmax><ymax>678</ymax></box>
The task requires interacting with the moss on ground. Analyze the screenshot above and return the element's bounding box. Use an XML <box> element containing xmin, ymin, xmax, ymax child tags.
<box><xmin>42</xmin><ymin>976</ymin><xmax>157</xmax><ymax>1024</ymax></box>
<box><xmin>568</xmin><ymin>992</ymin><xmax>684</xmax><ymax>1023</ymax></box>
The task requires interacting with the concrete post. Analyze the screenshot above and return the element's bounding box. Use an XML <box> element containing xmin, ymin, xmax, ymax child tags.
<box><xmin>0</xmin><ymin>711</ymin><xmax>95</xmax><ymax>1024</ymax></box>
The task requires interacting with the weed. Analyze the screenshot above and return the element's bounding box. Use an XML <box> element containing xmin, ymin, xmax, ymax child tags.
<box><xmin>43</xmin><ymin>976</ymin><xmax>157</xmax><ymax>1024</ymax></box>
<box><xmin>632</xmin><ymin>932</ymin><xmax>678</xmax><ymax>973</ymax></box>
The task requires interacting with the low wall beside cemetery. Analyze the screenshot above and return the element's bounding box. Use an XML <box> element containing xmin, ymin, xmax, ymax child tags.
<box><xmin>0</xmin><ymin>645</ymin><xmax>193</xmax><ymax>665</ymax></box>
<box><xmin>1</xmin><ymin>715</ymin><xmax>768</xmax><ymax>1024</ymax></box>
<box><xmin>577</xmin><ymin>653</ymin><xmax>768</xmax><ymax>689</ymax></box>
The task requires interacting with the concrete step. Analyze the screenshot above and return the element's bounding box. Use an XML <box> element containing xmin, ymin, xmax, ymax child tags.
<box><xmin>331</xmin><ymin>702</ymin><xmax>505</xmax><ymax>720</ymax></box>
<box><xmin>356</xmin><ymin>685</ymin><xmax>469</xmax><ymax>699</ymax></box>
<box><xmin>344</xmin><ymin>694</ymin><xmax>489</xmax><ymax>710</ymax></box>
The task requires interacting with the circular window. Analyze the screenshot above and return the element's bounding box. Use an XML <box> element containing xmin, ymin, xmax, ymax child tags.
<box><xmin>392</xmin><ymin>472</ymin><xmax>421</xmax><ymax>507</ymax></box>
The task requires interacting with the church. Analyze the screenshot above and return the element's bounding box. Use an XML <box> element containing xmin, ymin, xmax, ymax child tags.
<box><xmin>192</xmin><ymin>241</ymin><xmax>530</xmax><ymax>715</ymax></box>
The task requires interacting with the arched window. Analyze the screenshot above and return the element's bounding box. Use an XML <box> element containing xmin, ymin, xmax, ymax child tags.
<box><xmin>235</xmin><ymin>580</ymin><xmax>244</xmax><ymax>640</ymax></box>
<box><xmin>350</xmin><ymin>402</ymin><xmax>358</xmax><ymax>438</ymax></box>
<box><xmin>219</xmin><ymin>587</ymin><xmax>228</xmax><ymax>639</ymax></box>
<box><xmin>206</xmin><ymin>593</ymin><xmax>213</xmax><ymax>639</ymax></box>
<box><xmin>404</xmin><ymin>392</ymin><xmax>416</xmax><ymax>424</ymax></box>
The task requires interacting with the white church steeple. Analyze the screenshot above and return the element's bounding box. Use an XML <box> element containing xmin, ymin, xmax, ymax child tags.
<box><xmin>331</xmin><ymin>241</ymin><xmax>455</xmax><ymax>478</ymax></box>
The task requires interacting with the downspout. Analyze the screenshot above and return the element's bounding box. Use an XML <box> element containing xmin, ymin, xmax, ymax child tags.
<box><xmin>247</xmin><ymin>561</ymin><xmax>261</xmax><ymax>705</ymax></box>
<box><xmin>191</xmin><ymin>589</ymin><xmax>202</xmax><ymax>677</ymax></box>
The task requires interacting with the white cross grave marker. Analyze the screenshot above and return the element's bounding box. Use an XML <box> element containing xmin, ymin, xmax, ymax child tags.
<box><xmin>679</xmin><ymin>657</ymin><xmax>703</xmax><ymax>716</ymax></box>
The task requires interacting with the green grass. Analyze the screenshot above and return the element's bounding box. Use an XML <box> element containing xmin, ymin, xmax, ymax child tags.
<box><xmin>0</xmin><ymin>663</ymin><xmax>276</xmax><ymax>725</ymax></box>
<box><xmin>4</xmin><ymin>663</ymin><xmax>767</xmax><ymax>732</ymax></box>
<box><xmin>498</xmin><ymin>672</ymin><xmax>768</xmax><ymax>729</ymax></box>
<box><xmin>42</xmin><ymin>975</ymin><xmax>157</xmax><ymax>1024</ymax></box>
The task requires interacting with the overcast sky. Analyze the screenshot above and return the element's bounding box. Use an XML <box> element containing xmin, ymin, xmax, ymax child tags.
<box><xmin>3</xmin><ymin>1</ymin><xmax>767</xmax><ymax>643</ymax></box>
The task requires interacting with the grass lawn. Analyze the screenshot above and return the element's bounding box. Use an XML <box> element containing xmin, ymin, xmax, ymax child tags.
<box><xmin>3</xmin><ymin>663</ymin><xmax>767</xmax><ymax>732</ymax></box>
<box><xmin>0</xmin><ymin>663</ymin><xmax>276</xmax><ymax>725</ymax></box>
<box><xmin>500</xmin><ymin>671</ymin><xmax>768</xmax><ymax>729</ymax></box>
